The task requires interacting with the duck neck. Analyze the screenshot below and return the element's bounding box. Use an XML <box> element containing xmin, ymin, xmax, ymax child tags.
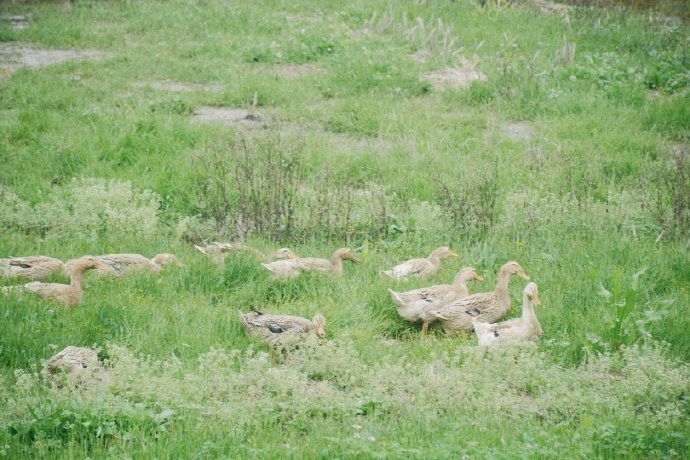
<box><xmin>330</xmin><ymin>254</ymin><xmax>344</xmax><ymax>275</ymax></box>
<box><xmin>451</xmin><ymin>276</ymin><xmax>469</xmax><ymax>297</ymax></box>
<box><xmin>494</xmin><ymin>269</ymin><xmax>512</xmax><ymax>303</ymax></box>
<box><xmin>148</xmin><ymin>258</ymin><xmax>162</xmax><ymax>274</ymax></box>
<box><xmin>521</xmin><ymin>293</ymin><xmax>537</xmax><ymax>320</ymax></box>
<box><xmin>67</xmin><ymin>266</ymin><xmax>86</xmax><ymax>302</ymax></box>
<box><xmin>427</xmin><ymin>255</ymin><xmax>441</xmax><ymax>271</ymax></box>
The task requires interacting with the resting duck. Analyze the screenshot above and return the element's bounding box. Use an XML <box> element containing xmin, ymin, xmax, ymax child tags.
<box><xmin>1</xmin><ymin>255</ymin><xmax>69</xmax><ymax>281</ymax></box>
<box><xmin>96</xmin><ymin>253</ymin><xmax>183</xmax><ymax>276</ymax></box>
<box><xmin>261</xmin><ymin>248</ymin><xmax>360</xmax><ymax>279</ymax></box>
<box><xmin>42</xmin><ymin>345</ymin><xmax>104</xmax><ymax>387</ymax></box>
<box><xmin>2</xmin><ymin>255</ymin><xmax>108</xmax><ymax>307</ymax></box>
<box><xmin>381</xmin><ymin>246</ymin><xmax>457</xmax><ymax>280</ymax></box>
<box><xmin>194</xmin><ymin>242</ymin><xmax>298</xmax><ymax>264</ymax></box>
<box><xmin>239</xmin><ymin>310</ymin><xmax>326</xmax><ymax>360</ymax></box>
<box><xmin>474</xmin><ymin>282</ymin><xmax>542</xmax><ymax>346</ymax></box>
<box><xmin>428</xmin><ymin>261</ymin><xmax>530</xmax><ymax>337</ymax></box>
<box><xmin>388</xmin><ymin>267</ymin><xmax>484</xmax><ymax>335</ymax></box>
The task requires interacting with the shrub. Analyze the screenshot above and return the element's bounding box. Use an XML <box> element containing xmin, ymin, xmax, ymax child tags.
<box><xmin>0</xmin><ymin>179</ymin><xmax>160</xmax><ymax>242</ymax></box>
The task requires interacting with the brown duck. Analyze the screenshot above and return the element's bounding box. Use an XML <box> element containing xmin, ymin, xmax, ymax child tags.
<box><xmin>388</xmin><ymin>267</ymin><xmax>484</xmax><ymax>335</ymax></box>
<box><xmin>381</xmin><ymin>246</ymin><xmax>457</xmax><ymax>280</ymax></box>
<box><xmin>262</xmin><ymin>247</ymin><xmax>360</xmax><ymax>279</ymax></box>
<box><xmin>1</xmin><ymin>255</ymin><xmax>69</xmax><ymax>281</ymax></box>
<box><xmin>239</xmin><ymin>310</ymin><xmax>326</xmax><ymax>360</ymax></box>
<box><xmin>2</xmin><ymin>255</ymin><xmax>108</xmax><ymax>307</ymax></box>
<box><xmin>428</xmin><ymin>261</ymin><xmax>530</xmax><ymax>337</ymax></box>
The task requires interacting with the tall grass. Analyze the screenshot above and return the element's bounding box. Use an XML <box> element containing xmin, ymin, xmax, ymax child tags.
<box><xmin>1</xmin><ymin>0</ymin><xmax>689</xmax><ymax>457</ymax></box>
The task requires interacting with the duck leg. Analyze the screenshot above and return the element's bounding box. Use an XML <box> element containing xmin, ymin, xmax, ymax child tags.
<box><xmin>421</xmin><ymin>322</ymin><xmax>428</xmax><ymax>336</ymax></box>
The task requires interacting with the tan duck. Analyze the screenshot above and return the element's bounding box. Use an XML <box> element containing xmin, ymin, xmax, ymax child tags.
<box><xmin>1</xmin><ymin>255</ymin><xmax>69</xmax><ymax>281</ymax></box>
<box><xmin>388</xmin><ymin>267</ymin><xmax>484</xmax><ymax>335</ymax></box>
<box><xmin>239</xmin><ymin>310</ymin><xmax>326</xmax><ymax>359</ymax></box>
<box><xmin>474</xmin><ymin>282</ymin><xmax>542</xmax><ymax>346</ymax></box>
<box><xmin>2</xmin><ymin>255</ymin><xmax>109</xmax><ymax>307</ymax></box>
<box><xmin>261</xmin><ymin>247</ymin><xmax>360</xmax><ymax>279</ymax></box>
<box><xmin>42</xmin><ymin>346</ymin><xmax>100</xmax><ymax>384</ymax></box>
<box><xmin>428</xmin><ymin>261</ymin><xmax>530</xmax><ymax>337</ymax></box>
<box><xmin>194</xmin><ymin>242</ymin><xmax>298</xmax><ymax>264</ymax></box>
<box><xmin>381</xmin><ymin>246</ymin><xmax>458</xmax><ymax>280</ymax></box>
<box><xmin>96</xmin><ymin>253</ymin><xmax>183</xmax><ymax>276</ymax></box>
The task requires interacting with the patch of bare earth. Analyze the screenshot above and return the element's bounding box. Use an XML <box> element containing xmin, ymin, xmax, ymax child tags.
<box><xmin>420</xmin><ymin>62</ymin><xmax>487</xmax><ymax>90</ymax></box>
<box><xmin>504</xmin><ymin>122</ymin><xmax>534</xmax><ymax>140</ymax></box>
<box><xmin>190</xmin><ymin>107</ymin><xmax>269</xmax><ymax>129</ymax></box>
<box><xmin>131</xmin><ymin>80</ymin><xmax>222</xmax><ymax>93</ymax></box>
<box><xmin>0</xmin><ymin>42</ymin><xmax>108</xmax><ymax>76</ymax></box>
<box><xmin>270</xmin><ymin>63</ymin><xmax>323</xmax><ymax>78</ymax></box>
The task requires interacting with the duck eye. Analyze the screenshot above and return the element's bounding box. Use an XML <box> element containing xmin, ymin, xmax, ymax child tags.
<box><xmin>82</xmin><ymin>363</ymin><xmax>88</xmax><ymax>368</ymax></box>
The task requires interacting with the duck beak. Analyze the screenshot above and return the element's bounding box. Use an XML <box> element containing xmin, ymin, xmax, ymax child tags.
<box><xmin>475</xmin><ymin>274</ymin><xmax>485</xmax><ymax>282</ymax></box>
<box><xmin>518</xmin><ymin>270</ymin><xmax>530</xmax><ymax>280</ymax></box>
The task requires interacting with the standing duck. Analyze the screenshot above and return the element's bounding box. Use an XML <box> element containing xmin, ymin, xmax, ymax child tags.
<box><xmin>96</xmin><ymin>253</ymin><xmax>183</xmax><ymax>276</ymax></box>
<box><xmin>428</xmin><ymin>261</ymin><xmax>530</xmax><ymax>337</ymax></box>
<box><xmin>239</xmin><ymin>310</ymin><xmax>326</xmax><ymax>360</ymax></box>
<box><xmin>1</xmin><ymin>255</ymin><xmax>109</xmax><ymax>307</ymax></box>
<box><xmin>261</xmin><ymin>248</ymin><xmax>360</xmax><ymax>279</ymax></box>
<box><xmin>381</xmin><ymin>246</ymin><xmax>458</xmax><ymax>280</ymax></box>
<box><xmin>474</xmin><ymin>282</ymin><xmax>542</xmax><ymax>346</ymax></box>
<box><xmin>1</xmin><ymin>255</ymin><xmax>69</xmax><ymax>281</ymax></box>
<box><xmin>388</xmin><ymin>267</ymin><xmax>484</xmax><ymax>335</ymax></box>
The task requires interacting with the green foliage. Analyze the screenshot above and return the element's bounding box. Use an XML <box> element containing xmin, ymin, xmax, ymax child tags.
<box><xmin>0</xmin><ymin>179</ymin><xmax>160</xmax><ymax>243</ymax></box>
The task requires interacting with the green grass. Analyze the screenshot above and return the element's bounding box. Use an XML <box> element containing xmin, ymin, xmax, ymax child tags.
<box><xmin>1</xmin><ymin>0</ymin><xmax>690</xmax><ymax>457</ymax></box>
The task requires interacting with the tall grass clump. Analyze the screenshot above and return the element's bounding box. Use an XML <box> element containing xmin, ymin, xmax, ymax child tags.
<box><xmin>0</xmin><ymin>179</ymin><xmax>159</xmax><ymax>244</ymax></box>
<box><xmin>186</xmin><ymin>131</ymin><xmax>393</xmax><ymax>243</ymax></box>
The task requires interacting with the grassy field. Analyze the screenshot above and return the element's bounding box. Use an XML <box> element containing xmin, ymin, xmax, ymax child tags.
<box><xmin>1</xmin><ymin>0</ymin><xmax>689</xmax><ymax>458</ymax></box>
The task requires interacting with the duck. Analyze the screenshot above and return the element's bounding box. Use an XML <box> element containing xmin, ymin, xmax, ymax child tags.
<box><xmin>380</xmin><ymin>246</ymin><xmax>458</xmax><ymax>280</ymax></box>
<box><xmin>1</xmin><ymin>255</ymin><xmax>69</xmax><ymax>281</ymax></box>
<box><xmin>428</xmin><ymin>261</ymin><xmax>530</xmax><ymax>337</ymax></box>
<box><xmin>42</xmin><ymin>345</ymin><xmax>104</xmax><ymax>387</ymax></box>
<box><xmin>95</xmin><ymin>253</ymin><xmax>183</xmax><ymax>276</ymax></box>
<box><xmin>2</xmin><ymin>255</ymin><xmax>109</xmax><ymax>307</ymax></box>
<box><xmin>194</xmin><ymin>242</ymin><xmax>298</xmax><ymax>264</ymax></box>
<box><xmin>388</xmin><ymin>267</ymin><xmax>484</xmax><ymax>335</ymax></box>
<box><xmin>474</xmin><ymin>282</ymin><xmax>542</xmax><ymax>346</ymax></box>
<box><xmin>239</xmin><ymin>310</ymin><xmax>326</xmax><ymax>360</ymax></box>
<box><xmin>261</xmin><ymin>247</ymin><xmax>360</xmax><ymax>279</ymax></box>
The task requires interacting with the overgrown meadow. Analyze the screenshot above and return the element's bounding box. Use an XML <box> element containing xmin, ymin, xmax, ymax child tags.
<box><xmin>1</xmin><ymin>0</ymin><xmax>689</xmax><ymax>457</ymax></box>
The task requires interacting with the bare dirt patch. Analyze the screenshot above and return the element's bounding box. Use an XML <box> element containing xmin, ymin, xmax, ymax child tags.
<box><xmin>0</xmin><ymin>42</ymin><xmax>108</xmax><ymax>76</ymax></box>
<box><xmin>131</xmin><ymin>80</ymin><xmax>223</xmax><ymax>93</ymax></box>
<box><xmin>420</xmin><ymin>63</ymin><xmax>487</xmax><ymax>90</ymax></box>
<box><xmin>270</xmin><ymin>63</ymin><xmax>323</xmax><ymax>78</ymax></box>
<box><xmin>190</xmin><ymin>107</ymin><xmax>270</xmax><ymax>129</ymax></box>
<box><xmin>504</xmin><ymin>122</ymin><xmax>534</xmax><ymax>140</ymax></box>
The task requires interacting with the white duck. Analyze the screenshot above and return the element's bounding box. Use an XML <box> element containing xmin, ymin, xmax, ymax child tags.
<box><xmin>388</xmin><ymin>267</ymin><xmax>483</xmax><ymax>335</ymax></box>
<box><xmin>381</xmin><ymin>246</ymin><xmax>457</xmax><ymax>280</ymax></box>
<box><xmin>474</xmin><ymin>282</ymin><xmax>542</xmax><ymax>346</ymax></box>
